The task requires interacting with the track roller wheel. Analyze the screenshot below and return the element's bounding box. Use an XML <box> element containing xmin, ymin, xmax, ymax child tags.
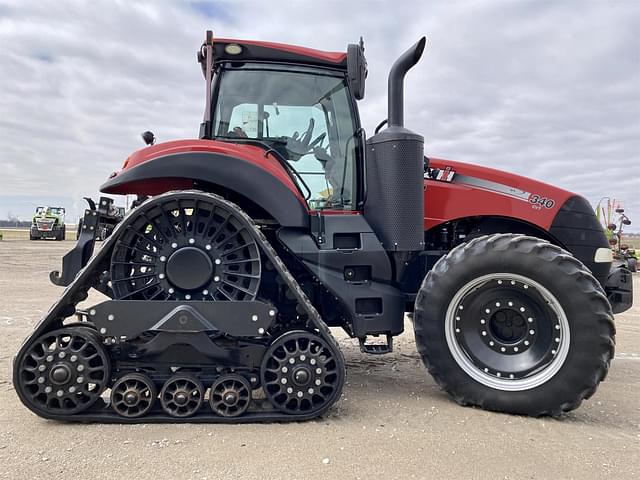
<box><xmin>15</xmin><ymin>327</ymin><xmax>110</xmax><ymax>416</ymax></box>
<box><xmin>209</xmin><ymin>374</ymin><xmax>251</xmax><ymax>417</ymax></box>
<box><xmin>261</xmin><ymin>330</ymin><xmax>343</xmax><ymax>415</ymax></box>
<box><xmin>110</xmin><ymin>373</ymin><xmax>157</xmax><ymax>418</ymax></box>
<box><xmin>159</xmin><ymin>375</ymin><xmax>204</xmax><ymax>418</ymax></box>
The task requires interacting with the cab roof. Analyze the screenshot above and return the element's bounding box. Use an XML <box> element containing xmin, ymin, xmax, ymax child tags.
<box><xmin>210</xmin><ymin>38</ymin><xmax>348</xmax><ymax>70</ymax></box>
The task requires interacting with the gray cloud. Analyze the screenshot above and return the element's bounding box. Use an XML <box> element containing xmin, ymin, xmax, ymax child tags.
<box><xmin>0</xmin><ymin>0</ymin><xmax>638</xmax><ymax>229</ymax></box>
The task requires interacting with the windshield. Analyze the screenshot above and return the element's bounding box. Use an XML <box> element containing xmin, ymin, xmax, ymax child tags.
<box><xmin>212</xmin><ymin>63</ymin><xmax>359</xmax><ymax>210</ymax></box>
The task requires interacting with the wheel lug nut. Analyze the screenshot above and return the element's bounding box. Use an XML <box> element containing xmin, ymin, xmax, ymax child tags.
<box><xmin>160</xmin><ymin>256</ymin><xmax>166</xmax><ymax>262</ymax></box>
<box><xmin>77</xmin><ymin>376</ymin><xmax>84</xmax><ymax>383</ymax></box>
<box><xmin>185</xmin><ymin>294</ymin><xmax>191</xmax><ymax>300</ymax></box>
<box><xmin>44</xmin><ymin>386</ymin><xmax>52</xmax><ymax>393</ymax></box>
<box><xmin>46</xmin><ymin>355</ymin><xmax>53</xmax><ymax>362</ymax></box>
<box><xmin>480</xmin><ymin>319</ymin><xmax>485</xmax><ymax>324</ymax></box>
<box><xmin>38</xmin><ymin>365</ymin><xmax>46</xmax><ymax>372</ymax></box>
<box><xmin>529</xmin><ymin>330</ymin><xmax>535</xmax><ymax>335</ymax></box>
<box><xmin>300</xmin><ymin>355</ymin><xmax>306</xmax><ymax>361</ymax></box>
<box><xmin>500</xmin><ymin>347</ymin><xmax>506</xmax><ymax>352</ymax></box>
<box><xmin>206</xmin><ymin>245</ymin><xmax>212</xmax><ymax>251</ymax></box>
<box><xmin>281</xmin><ymin>378</ymin><xmax>287</xmax><ymax>384</ymax></box>
<box><xmin>315</xmin><ymin>379</ymin><xmax>322</xmax><ymax>386</ymax></box>
<box><xmin>188</xmin><ymin>238</ymin><xmax>195</xmax><ymax>244</ymax></box>
<box><xmin>289</xmin><ymin>358</ymin><xmax>295</xmax><ymax>364</ymax></box>
<box><xmin>214</xmin><ymin>258</ymin><xmax>221</xmax><ymax>265</ymax></box>
<box><xmin>77</xmin><ymin>365</ymin><xmax>84</xmax><ymax>372</ymax></box>
<box><xmin>495</xmin><ymin>302</ymin><xmax>500</xmax><ymax>307</ymax></box>
<box><xmin>38</xmin><ymin>377</ymin><xmax>45</xmax><ymax>384</ymax></box>
<box><xmin>297</xmin><ymin>391</ymin><xmax>303</xmax><ymax>398</ymax></box>
<box><xmin>56</xmin><ymin>390</ymin><xmax>64</xmax><ymax>397</ymax></box>
<box><xmin>310</xmin><ymin>359</ymin><xmax>316</xmax><ymax>365</ymax></box>
<box><xmin>69</xmin><ymin>386</ymin><xmax>76</xmax><ymax>393</ymax></box>
<box><xmin>282</xmin><ymin>367</ymin><xmax>288</xmax><ymax>373</ymax></box>
<box><xmin>159</xmin><ymin>273</ymin><xmax>165</xmax><ymax>279</ymax></box>
<box><xmin>315</xmin><ymin>368</ymin><xmax>322</xmax><ymax>374</ymax></box>
<box><xmin>58</xmin><ymin>352</ymin><xmax>66</xmax><ymax>359</ymax></box>
<box><xmin>308</xmin><ymin>388</ymin><xmax>314</xmax><ymax>394</ymax></box>
<box><xmin>286</xmin><ymin>387</ymin><xmax>293</xmax><ymax>394</ymax></box>
<box><xmin>171</xmin><ymin>242</ymin><xmax>178</xmax><ymax>248</ymax></box>
<box><xmin>214</xmin><ymin>276</ymin><xmax>220</xmax><ymax>282</ymax></box>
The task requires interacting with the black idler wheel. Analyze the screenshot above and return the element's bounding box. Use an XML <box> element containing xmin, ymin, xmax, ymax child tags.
<box><xmin>110</xmin><ymin>193</ymin><xmax>261</xmax><ymax>302</ymax></box>
<box><xmin>209</xmin><ymin>374</ymin><xmax>252</xmax><ymax>417</ymax></box>
<box><xmin>159</xmin><ymin>375</ymin><xmax>204</xmax><ymax>418</ymax></box>
<box><xmin>110</xmin><ymin>373</ymin><xmax>157</xmax><ymax>418</ymax></box>
<box><xmin>16</xmin><ymin>327</ymin><xmax>111</xmax><ymax>416</ymax></box>
<box><xmin>261</xmin><ymin>330</ymin><xmax>342</xmax><ymax>415</ymax></box>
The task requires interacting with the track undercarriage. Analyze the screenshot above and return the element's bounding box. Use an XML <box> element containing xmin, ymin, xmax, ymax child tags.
<box><xmin>14</xmin><ymin>191</ymin><xmax>345</xmax><ymax>422</ymax></box>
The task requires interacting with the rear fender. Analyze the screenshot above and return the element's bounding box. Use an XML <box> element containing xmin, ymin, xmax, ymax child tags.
<box><xmin>101</xmin><ymin>143</ymin><xmax>309</xmax><ymax>228</ymax></box>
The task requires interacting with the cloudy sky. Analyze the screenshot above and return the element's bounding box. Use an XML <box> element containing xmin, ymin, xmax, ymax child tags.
<box><xmin>0</xmin><ymin>0</ymin><xmax>638</xmax><ymax>230</ymax></box>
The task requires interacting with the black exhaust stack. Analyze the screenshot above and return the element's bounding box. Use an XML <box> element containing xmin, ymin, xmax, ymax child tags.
<box><xmin>364</xmin><ymin>37</ymin><xmax>426</xmax><ymax>252</ymax></box>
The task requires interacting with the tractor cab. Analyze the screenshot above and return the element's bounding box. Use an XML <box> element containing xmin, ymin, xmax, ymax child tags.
<box><xmin>199</xmin><ymin>38</ymin><xmax>365</xmax><ymax>212</ymax></box>
<box><xmin>210</xmin><ymin>62</ymin><xmax>359</xmax><ymax>211</ymax></box>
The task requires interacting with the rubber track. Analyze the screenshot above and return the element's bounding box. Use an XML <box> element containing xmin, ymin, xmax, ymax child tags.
<box><xmin>13</xmin><ymin>191</ymin><xmax>345</xmax><ymax>423</ymax></box>
<box><xmin>414</xmin><ymin>233</ymin><xmax>616</xmax><ymax>416</ymax></box>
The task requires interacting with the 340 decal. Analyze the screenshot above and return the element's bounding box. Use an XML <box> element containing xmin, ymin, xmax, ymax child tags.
<box><xmin>529</xmin><ymin>194</ymin><xmax>555</xmax><ymax>209</ymax></box>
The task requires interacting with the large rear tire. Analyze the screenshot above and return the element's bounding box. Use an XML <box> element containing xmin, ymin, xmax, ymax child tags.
<box><xmin>414</xmin><ymin>234</ymin><xmax>615</xmax><ymax>416</ymax></box>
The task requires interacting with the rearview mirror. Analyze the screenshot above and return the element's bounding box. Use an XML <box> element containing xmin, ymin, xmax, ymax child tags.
<box><xmin>347</xmin><ymin>38</ymin><xmax>367</xmax><ymax>100</ymax></box>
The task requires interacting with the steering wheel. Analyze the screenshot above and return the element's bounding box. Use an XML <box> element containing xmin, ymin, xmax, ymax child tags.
<box><xmin>285</xmin><ymin>118</ymin><xmax>317</xmax><ymax>159</ymax></box>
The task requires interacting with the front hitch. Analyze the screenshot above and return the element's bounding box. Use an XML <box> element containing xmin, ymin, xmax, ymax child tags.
<box><xmin>49</xmin><ymin>197</ymin><xmax>121</xmax><ymax>287</ymax></box>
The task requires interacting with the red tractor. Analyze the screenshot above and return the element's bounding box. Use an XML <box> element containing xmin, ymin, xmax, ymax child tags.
<box><xmin>15</xmin><ymin>32</ymin><xmax>632</xmax><ymax>422</ymax></box>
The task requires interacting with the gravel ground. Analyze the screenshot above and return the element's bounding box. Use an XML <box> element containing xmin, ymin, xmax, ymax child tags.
<box><xmin>0</xmin><ymin>239</ymin><xmax>638</xmax><ymax>479</ymax></box>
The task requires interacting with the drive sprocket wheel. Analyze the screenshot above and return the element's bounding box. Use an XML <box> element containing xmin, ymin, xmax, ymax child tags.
<box><xmin>209</xmin><ymin>374</ymin><xmax>251</xmax><ymax>417</ymax></box>
<box><xmin>110</xmin><ymin>192</ymin><xmax>261</xmax><ymax>302</ymax></box>
<box><xmin>159</xmin><ymin>375</ymin><xmax>204</xmax><ymax>418</ymax></box>
<box><xmin>261</xmin><ymin>330</ymin><xmax>342</xmax><ymax>415</ymax></box>
<box><xmin>16</xmin><ymin>327</ymin><xmax>111</xmax><ymax>416</ymax></box>
<box><xmin>110</xmin><ymin>373</ymin><xmax>157</xmax><ymax>418</ymax></box>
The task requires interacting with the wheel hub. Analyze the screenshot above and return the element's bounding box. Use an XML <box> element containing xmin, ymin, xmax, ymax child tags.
<box><xmin>223</xmin><ymin>391</ymin><xmax>238</xmax><ymax>406</ymax></box>
<box><xmin>174</xmin><ymin>391</ymin><xmax>189</xmax><ymax>406</ymax></box>
<box><xmin>488</xmin><ymin>307</ymin><xmax>527</xmax><ymax>344</ymax></box>
<box><xmin>293</xmin><ymin>367</ymin><xmax>310</xmax><ymax>386</ymax></box>
<box><xmin>124</xmin><ymin>391</ymin><xmax>139</xmax><ymax>406</ymax></box>
<box><xmin>166</xmin><ymin>247</ymin><xmax>213</xmax><ymax>290</ymax></box>
<box><xmin>49</xmin><ymin>364</ymin><xmax>71</xmax><ymax>384</ymax></box>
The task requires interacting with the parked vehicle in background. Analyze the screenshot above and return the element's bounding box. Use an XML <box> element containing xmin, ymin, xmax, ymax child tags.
<box><xmin>30</xmin><ymin>206</ymin><xmax>66</xmax><ymax>241</ymax></box>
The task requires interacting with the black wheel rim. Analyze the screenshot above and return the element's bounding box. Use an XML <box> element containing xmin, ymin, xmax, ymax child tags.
<box><xmin>111</xmin><ymin>194</ymin><xmax>261</xmax><ymax>301</ymax></box>
<box><xmin>159</xmin><ymin>375</ymin><xmax>203</xmax><ymax>417</ymax></box>
<box><xmin>209</xmin><ymin>374</ymin><xmax>251</xmax><ymax>417</ymax></box>
<box><xmin>110</xmin><ymin>373</ymin><xmax>157</xmax><ymax>418</ymax></box>
<box><xmin>17</xmin><ymin>328</ymin><xmax>110</xmax><ymax>415</ymax></box>
<box><xmin>446</xmin><ymin>273</ymin><xmax>569</xmax><ymax>390</ymax></box>
<box><xmin>261</xmin><ymin>331</ymin><xmax>341</xmax><ymax>415</ymax></box>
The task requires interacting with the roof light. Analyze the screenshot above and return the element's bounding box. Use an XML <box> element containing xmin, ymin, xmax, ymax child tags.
<box><xmin>225</xmin><ymin>44</ymin><xmax>243</xmax><ymax>55</ymax></box>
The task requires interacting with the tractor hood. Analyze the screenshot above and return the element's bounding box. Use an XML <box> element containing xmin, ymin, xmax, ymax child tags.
<box><xmin>424</xmin><ymin>157</ymin><xmax>575</xmax><ymax>231</ymax></box>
